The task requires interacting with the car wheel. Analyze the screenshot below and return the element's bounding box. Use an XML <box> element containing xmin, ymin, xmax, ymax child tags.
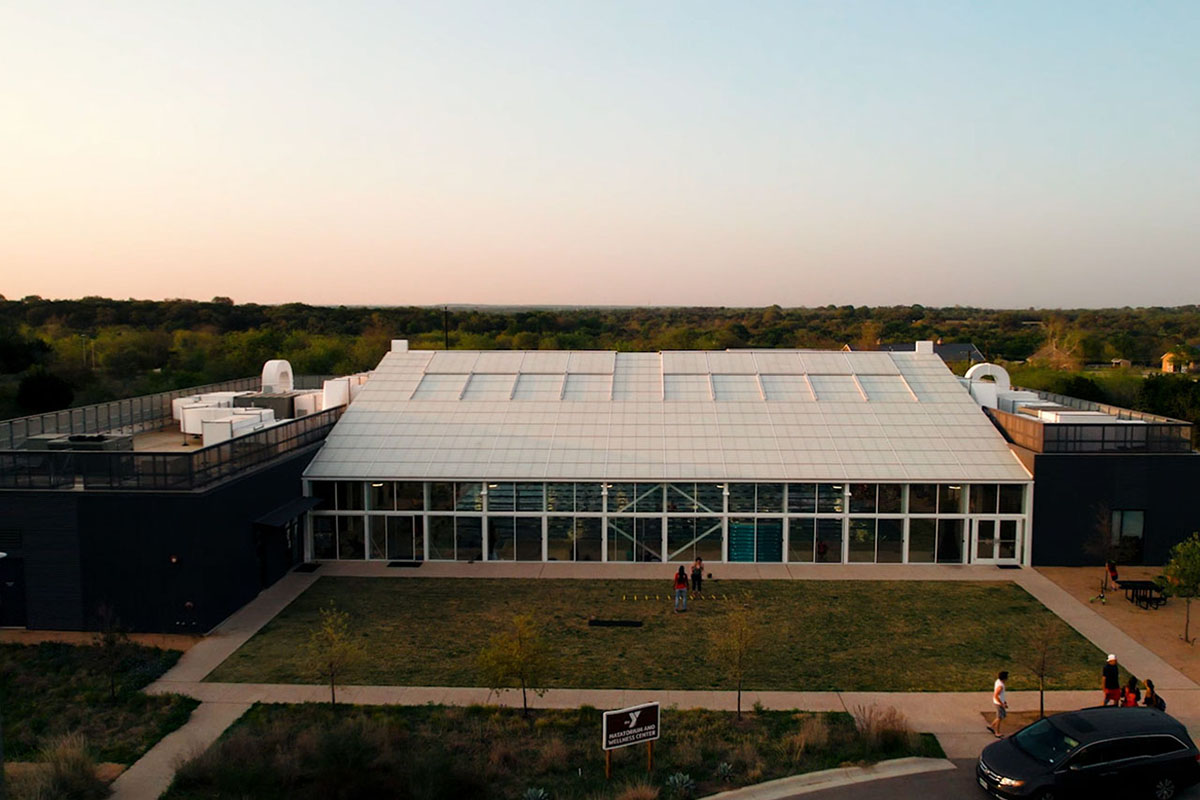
<box><xmin>1151</xmin><ymin>775</ymin><xmax>1177</xmax><ymax>800</ymax></box>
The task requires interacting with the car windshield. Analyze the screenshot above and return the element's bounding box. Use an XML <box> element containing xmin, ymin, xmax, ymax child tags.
<box><xmin>1011</xmin><ymin>719</ymin><xmax>1081</xmax><ymax>765</ymax></box>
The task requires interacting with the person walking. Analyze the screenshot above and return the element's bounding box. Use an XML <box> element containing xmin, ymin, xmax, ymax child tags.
<box><xmin>691</xmin><ymin>557</ymin><xmax>704</xmax><ymax>594</ymax></box>
<box><xmin>988</xmin><ymin>670</ymin><xmax>1009</xmax><ymax>738</ymax></box>
<box><xmin>1102</xmin><ymin>654</ymin><xmax>1121</xmax><ymax>706</ymax></box>
<box><xmin>1121</xmin><ymin>675</ymin><xmax>1141</xmax><ymax>707</ymax></box>
<box><xmin>673</xmin><ymin>566</ymin><xmax>689</xmax><ymax>613</ymax></box>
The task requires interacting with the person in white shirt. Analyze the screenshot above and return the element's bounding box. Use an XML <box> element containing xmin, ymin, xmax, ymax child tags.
<box><xmin>989</xmin><ymin>670</ymin><xmax>1009</xmax><ymax>737</ymax></box>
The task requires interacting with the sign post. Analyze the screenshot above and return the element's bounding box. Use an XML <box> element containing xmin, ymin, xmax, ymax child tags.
<box><xmin>602</xmin><ymin>702</ymin><xmax>660</xmax><ymax>780</ymax></box>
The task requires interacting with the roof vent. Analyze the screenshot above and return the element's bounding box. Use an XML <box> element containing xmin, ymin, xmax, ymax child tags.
<box><xmin>392</xmin><ymin>339</ymin><xmax>409</xmax><ymax>353</ymax></box>
<box><xmin>261</xmin><ymin>359</ymin><xmax>294</xmax><ymax>393</ymax></box>
<box><xmin>915</xmin><ymin>340</ymin><xmax>934</xmax><ymax>354</ymax></box>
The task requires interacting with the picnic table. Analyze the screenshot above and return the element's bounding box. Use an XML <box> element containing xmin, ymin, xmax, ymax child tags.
<box><xmin>1118</xmin><ymin>579</ymin><xmax>1167</xmax><ymax>610</ymax></box>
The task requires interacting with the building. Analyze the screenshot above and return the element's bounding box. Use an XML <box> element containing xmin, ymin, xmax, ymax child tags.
<box><xmin>0</xmin><ymin>366</ymin><xmax>347</xmax><ymax>632</ymax></box>
<box><xmin>302</xmin><ymin>341</ymin><xmax>1034</xmax><ymax>567</ymax></box>
<box><xmin>964</xmin><ymin>364</ymin><xmax>1200</xmax><ymax>566</ymax></box>
<box><xmin>1161</xmin><ymin>352</ymin><xmax>1198</xmax><ymax>374</ymax></box>
<box><xmin>844</xmin><ymin>341</ymin><xmax>986</xmax><ymax>364</ymax></box>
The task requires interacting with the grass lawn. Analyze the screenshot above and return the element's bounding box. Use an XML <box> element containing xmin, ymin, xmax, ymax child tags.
<box><xmin>0</xmin><ymin>642</ymin><xmax>199</xmax><ymax>763</ymax></box>
<box><xmin>208</xmin><ymin>577</ymin><xmax>1112</xmax><ymax>691</ymax></box>
<box><xmin>162</xmin><ymin>702</ymin><xmax>943</xmax><ymax>800</ymax></box>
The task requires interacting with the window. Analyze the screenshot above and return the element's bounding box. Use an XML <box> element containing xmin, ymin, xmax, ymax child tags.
<box><xmin>756</xmin><ymin>484</ymin><xmax>783</xmax><ymax>513</ymax></box>
<box><xmin>970</xmin><ymin>484</ymin><xmax>998</xmax><ymax>514</ymax></box>
<box><xmin>607</xmin><ymin>517</ymin><xmax>662</xmax><ymax>562</ymax></box>
<box><xmin>908</xmin><ymin>519</ymin><xmax>936</xmax><ymax>563</ymax></box>
<box><xmin>337</xmin><ymin>515</ymin><xmax>365</xmax><ymax>559</ymax></box>
<box><xmin>939</xmin><ymin>484</ymin><xmax>964</xmax><ymax>514</ymax></box>
<box><xmin>1111</xmin><ymin>510</ymin><xmax>1145</xmax><ymax>564</ymax></box>
<box><xmin>455</xmin><ymin>483</ymin><xmax>483</xmax><ymax>511</ymax></box>
<box><xmin>998</xmin><ymin>484</ymin><xmax>1024</xmax><ymax>514</ymax></box>
<box><xmin>788</xmin><ymin>518</ymin><xmax>815</xmax><ymax>562</ymax></box>
<box><xmin>515</xmin><ymin>483</ymin><xmax>544</xmax><ymax>512</ymax></box>
<box><xmin>729</xmin><ymin>484</ymin><xmax>756</xmax><ymax>513</ymax></box>
<box><xmin>311</xmin><ymin>481</ymin><xmax>336</xmax><ymax>510</ymax></box>
<box><xmin>396</xmin><ymin>482</ymin><xmax>423</xmax><ymax>510</ymax></box>
<box><xmin>877</xmin><ymin>484</ymin><xmax>902</xmax><ymax>514</ymax></box>
<box><xmin>849</xmin><ymin>484</ymin><xmax>877</xmax><ymax>514</ymax></box>
<box><xmin>815</xmin><ymin>519</ymin><xmax>843</xmax><ymax>562</ymax></box>
<box><xmin>548</xmin><ymin>517</ymin><xmax>602</xmax><ymax>561</ymax></box>
<box><xmin>667</xmin><ymin>517</ymin><xmax>722</xmax><ymax>562</ymax></box>
<box><xmin>817</xmin><ymin>484</ymin><xmax>845</xmax><ymax>513</ymax></box>
<box><xmin>336</xmin><ymin>481</ymin><xmax>364</xmax><ymax>511</ymax></box>
<box><xmin>788</xmin><ymin>484</ymin><xmax>816</xmax><ymax>514</ymax></box>
<box><xmin>546</xmin><ymin>483</ymin><xmax>574</xmax><ymax>512</ymax></box>
<box><xmin>368</xmin><ymin>482</ymin><xmax>394</xmax><ymax>511</ymax></box>
<box><xmin>909</xmin><ymin>484</ymin><xmax>937</xmax><ymax>514</ymax></box>
<box><xmin>936</xmin><ymin>520</ymin><xmax>964</xmax><ymax>563</ymax></box>
<box><xmin>876</xmin><ymin>519</ymin><xmax>903</xmax><ymax>563</ymax></box>
<box><xmin>848</xmin><ymin>518</ymin><xmax>875</xmax><ymax>562</ymax></box>
<box><xmin>312</xmin><ymin>516</ymin><xmax>336</xmax><ymax>559</ymax></box>
<box><xmin>486</xmin><ymin>483</ymin><xmax>514</xmax><ymax>512</ymax></box>
<box><xmin>384</xmin><ymin>516</ymin><xmax>423</xmax><ymax>561</ymax></box>
<box><xmin>576</xmin><ymin>483</ymin><xmax>603</xmax><ymax>512</ymax></box>
<box><xmin>488</xmin><ymin>517</ymin><xmax>514</xmax><ymax>560</ymax></box>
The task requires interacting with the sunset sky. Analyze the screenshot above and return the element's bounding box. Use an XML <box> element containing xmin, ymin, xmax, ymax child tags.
<box><xmin>2</xmin><ymin>1</ymin><xmax>1198</xmax><ymax>308</ymax></box>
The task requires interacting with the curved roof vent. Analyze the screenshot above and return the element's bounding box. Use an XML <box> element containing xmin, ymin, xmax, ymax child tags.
<box><xmin>261</xmin><ymin>359</ymin><xmax>294</xmax><ymax>393</ymax></box>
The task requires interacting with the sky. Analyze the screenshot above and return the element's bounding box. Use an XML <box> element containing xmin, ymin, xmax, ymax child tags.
<box><xmin>2</xmin><ymin>1</ymin><xmax>1198</xmax><ymax>309</ymax></box>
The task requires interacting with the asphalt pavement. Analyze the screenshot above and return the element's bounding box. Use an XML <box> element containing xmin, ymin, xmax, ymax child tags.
<box><xmin>791</xmin><ymin>758</ymin><xmax>1200</xmax><ymax>800</ymax></box>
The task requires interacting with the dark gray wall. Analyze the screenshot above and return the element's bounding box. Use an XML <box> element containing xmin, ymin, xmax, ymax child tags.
<box><xmin>1031</xmin><ymin>453</ymin><xmax>1200</xmax><ymax>566</ymax></box>
<box><xmin>0</xmin><ymin>444</ymin><xmax>317</xmax><ymax>633</ymax></box>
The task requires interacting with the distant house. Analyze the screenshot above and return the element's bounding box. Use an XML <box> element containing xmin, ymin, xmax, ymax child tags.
<box><xmin>1161</xmin><ymin>352</ymin><xmax>1198</xmax><ymax>374</ymax></box>
<box><xmin>1111</xmin><ymin>359</ymin><xmax>1131</xmax><ymax>369</ymax></box>
<box><xmin>845</xmin><ymin>341</ymin><xmax>985</xmax><ymax>364</ymax></box>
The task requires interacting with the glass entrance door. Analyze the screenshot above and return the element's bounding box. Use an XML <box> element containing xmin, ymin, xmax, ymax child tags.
<box><xmin>971</xmin><ymin>518</ymin><xmax>1022</xmax><ymax>564</ymax></box>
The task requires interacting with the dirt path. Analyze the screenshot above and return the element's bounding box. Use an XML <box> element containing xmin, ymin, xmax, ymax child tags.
<box><xmin>1037</xmin><ymin>567</ymin><xmax>1198</xmax><ymax>684</ymax></box>
<box><xmin>0</xmin><ymin>630</ymin><xmax>200</xmax><ymax>651</ymax></box>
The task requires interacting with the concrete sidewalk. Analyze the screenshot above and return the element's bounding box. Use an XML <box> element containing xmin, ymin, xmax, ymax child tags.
<box><xmin>128</xmin><ymin>561</ymin><xmax>1200</xmax><ymax>798</ymax></box>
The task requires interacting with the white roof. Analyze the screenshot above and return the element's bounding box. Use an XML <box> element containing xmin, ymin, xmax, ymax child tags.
<box><xmin>304</xmin><ymin>349</ymin><xmax>1031</xmax><ymax>483</ymax></box>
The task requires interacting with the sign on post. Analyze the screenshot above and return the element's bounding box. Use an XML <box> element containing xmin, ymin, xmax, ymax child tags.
<box><xmin>603</xmin><ymin>702</ymin><xmax>660</xmax><ymax>750</ymax></box>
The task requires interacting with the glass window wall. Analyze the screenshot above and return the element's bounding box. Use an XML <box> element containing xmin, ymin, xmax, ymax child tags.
<box><xmin>788</xmin><ymin>484</ymin><xmax>816</xmax><ymax>513</ymax></box>
<box><xmin>815</xmin><ymin>519</ymin><xmax>843</xmax><ymax>562</ymax></box>
<box><xmin>939</xmin><ymin>484</ymin><xmax>964</xmax><ymax>514</ymax></box>
<box><xmin>667</xmin><ymin>517</ymin><xmax>721</xmax><ymax>562</ymax></box>
<box><xmin>383</xmin><ymin>515</ymin><xmax>423</xmax><ymax>561</ymax></box>
<box><xmin>607</xmin><ymin>517</ymin><xmax>662</xmax><ymax>562</ymax></box>
<box><xmin>847</xmin><ymin>518</ymin><xmax>875</xmax><ymax>562</ymax></box>
<box><xmin>878</xmin><ymin>484</ymin><xmax>902</xmax><ymax>514</ymax></box>
<box><xmin>488</xmin><ymin>517</ymin><xmax>515</xmax><ymax>560</ymax></box>
<box><xmin>817</xmin><ymin>484</ymin><xmax>845</xmax><ymax>513</ymax></box>
<box><xmin>998</xmin><ymin>484</ymin><xmax>1024</xmax><ymax>514</ymax></box>
<box><xmin>908</xmin><ymin>484</ymin><xmax>937</xmax><ymax>514</ymax></box>
<box><xmin>788</xmin><ymin>518</ymin><xmax>815</xmax><ymax>562</ymax></box>
<box><xmin>970</xmin><ymin>484</ymin><xmax>999</xmax><ymax>514</ymax></box>
<box><xmin>516</xmin><ymin>483</ymin><xmax>544</xmax><ymax>512</ymax></box>
<box><xmin>849</xmin><ymin>484</ymin><xmax>877</xmax><ymax>513</ymax></box>
<box><xmin>876</xmin><ymin>519</ymin><xmax>903</xmax><ymax>563</ymax></box>
<box><xmin>908</xmin><ymin>519</ymin><xmax>936</xmax><ymax>562</ymax></box>
<box><xmin>336</xmin><ymin>481</ymin><xmax>364</xmax><ymax>511</ymax></box>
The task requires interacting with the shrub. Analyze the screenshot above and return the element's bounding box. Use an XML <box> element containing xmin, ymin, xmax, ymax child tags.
<box><xmin>851</xmin><ymin>705</ymin><xmax>916</xmax><ymax>751</ymax></box>
<box><xmin>664</xmin><ymin>772</ymin><xmax>696</xmax><ymax>799</ymax></box>
<box><xmin>522</xmin><ymin>788</ymin><xmax>550</xmax><ymax>800</ymax></box>
<box><xmin>535</xmin><ymin>736</ymin><xmax>570</xmax><ymax>772</ymax></box>
<box><xmin>9</xmin><ymin>734</ymin><xmax>109</xmax><ymax>800</ymax></box>
<box><xmin>714</xmin><ymin>761</ymin><xmax>734</xmax><ymax>782</ymax></box>
<box><xmin>615</xmin><ymin>780</ymin><xmax>660</xmax><ymax>800</ymax></box>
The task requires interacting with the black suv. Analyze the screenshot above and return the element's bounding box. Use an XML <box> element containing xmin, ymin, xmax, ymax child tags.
<box><xmin>977</xmin><ymin>706</ymin><xmax>1200</xmax><ymax>799</ymax></box>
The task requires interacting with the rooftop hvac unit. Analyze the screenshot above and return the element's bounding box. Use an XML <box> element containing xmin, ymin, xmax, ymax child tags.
<box><xmin>322</xmin><ymin>378</ymin><xmax>350</xmax><ymax>408</ymax></box>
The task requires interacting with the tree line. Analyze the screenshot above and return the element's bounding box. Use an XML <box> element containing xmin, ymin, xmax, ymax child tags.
<box><xmin>1</xmin><ymin>296</ymin><xmax>1199</xmax><ymax>432</ymax></box>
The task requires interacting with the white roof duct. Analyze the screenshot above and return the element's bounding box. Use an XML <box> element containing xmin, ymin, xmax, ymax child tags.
<box><xmin>261</xmin><ymin>359</ymin><xmax>294</xmax><ymax>393</ymax></box>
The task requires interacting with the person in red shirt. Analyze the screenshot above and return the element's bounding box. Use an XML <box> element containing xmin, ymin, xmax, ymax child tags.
<box><xmin>673</xmin><ymin>566</ymin><xmax>689</xmax><ymax>613</ymax></box>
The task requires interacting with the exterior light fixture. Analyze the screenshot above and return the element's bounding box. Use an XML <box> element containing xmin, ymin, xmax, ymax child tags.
<box><xmin>169</xmin><ymin>555</ymin><xmax>179</xmax><ymax>564</ymax></box>
<box><xmin>371</xmin><ymin>482</ymin><xmax>384</xmax><ymax>488</ymax></box>
<box><xmin>948</xmin><ymin>485</ymin><xmax>961</xmax><ymax>490</ymax></box>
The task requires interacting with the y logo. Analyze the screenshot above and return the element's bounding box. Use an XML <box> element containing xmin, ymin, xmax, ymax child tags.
<box><xmin>627</xmin><ymin>710</ymin><xmax>642</xmax><ymax>728</ymax></box>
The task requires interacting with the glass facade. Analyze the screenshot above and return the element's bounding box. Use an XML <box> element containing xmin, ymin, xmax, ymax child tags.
<box><xmin>306</xmin><ymin>480</ymin><xmax>1028</xmax><ymax>564</ymax></box>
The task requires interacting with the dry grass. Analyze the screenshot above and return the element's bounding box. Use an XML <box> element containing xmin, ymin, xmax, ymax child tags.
<box><xmin>852</xmin><ymin>705</ymin><xmax>917</xmax><ymax>751</ymax></box>
<box><xmin>614</xmin><ymin>782</ymin><xmax>660</xmax><ymax>800</ymax></box>
<box><xmin>162</xmin><ymin>703</ymin><xmax>943</xmax><ymax>800</ymax></box>
<box><xmin>208</xmin><ymin>577</ymin><xmax>1108</xmax><ymax>691</ymax></box>
<box><xmin>6</xmin><ymin>734</ymin><xmax>110</xmax><ymax>800</ymax></box>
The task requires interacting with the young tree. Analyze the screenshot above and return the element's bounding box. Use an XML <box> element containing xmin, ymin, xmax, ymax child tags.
<box><xmin>1023</xmin><ymin>617</ymin><xmax>1061</xmax><ymax>719</ymax></box>
<box><xmin>709</xmin><ymin>603</ymin><xmax>761</xmax><ymax>720</ymax></box>
<box><xmin>477</xmin><ymin>613</ymin><xmax>553</xmax><ymax>718</ymax></box>
<box><xmin>305</xmin><ymin>602</ymin><xmax>365</xmax><ymax>705</ymax></box>
<box><xmin>1158</xmin><ymin>533</ymin><xmax>1200</xmax><ymax>644</ymax></box>
<box><xmin>92</xmin><ymin>604</ymin><xmax>131</xmax><ymax>701</ymax></box>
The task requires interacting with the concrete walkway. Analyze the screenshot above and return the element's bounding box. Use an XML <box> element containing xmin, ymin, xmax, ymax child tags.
<box><xmin>108</xmin><ymin>701</ymin><xmax>251</xmax><ymax>800</ymax></box>
<box><xmin>124</xmin><ymin>562</ymin><xmax>1200</xmax><ymax>798</ymax></box>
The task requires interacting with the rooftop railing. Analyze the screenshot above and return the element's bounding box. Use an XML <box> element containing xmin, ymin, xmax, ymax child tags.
<box><xmin>987</xmin><ymin>407</ymin><xmax>1192</xmax><ymax>454</ymax></box>
<box><xmin>0</xmin><ymin>375</ymin><xmax>333</xmax><ymax>450</ymax></box>
<box><xmin>0</xmin><ymin>406</ymin><xmax>344</xmax><ymax>491</ymax></box>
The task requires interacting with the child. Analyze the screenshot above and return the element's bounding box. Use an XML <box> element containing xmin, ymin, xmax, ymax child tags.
<box><xmin>1121</xmin><ymin>675</ymin><xmax>1141</xmax><ymax>707</ymax></box>
<box><xmin>673</xmin><ymin>566</ymin><xmax>689</xmax><ymax>613</ymax></box>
